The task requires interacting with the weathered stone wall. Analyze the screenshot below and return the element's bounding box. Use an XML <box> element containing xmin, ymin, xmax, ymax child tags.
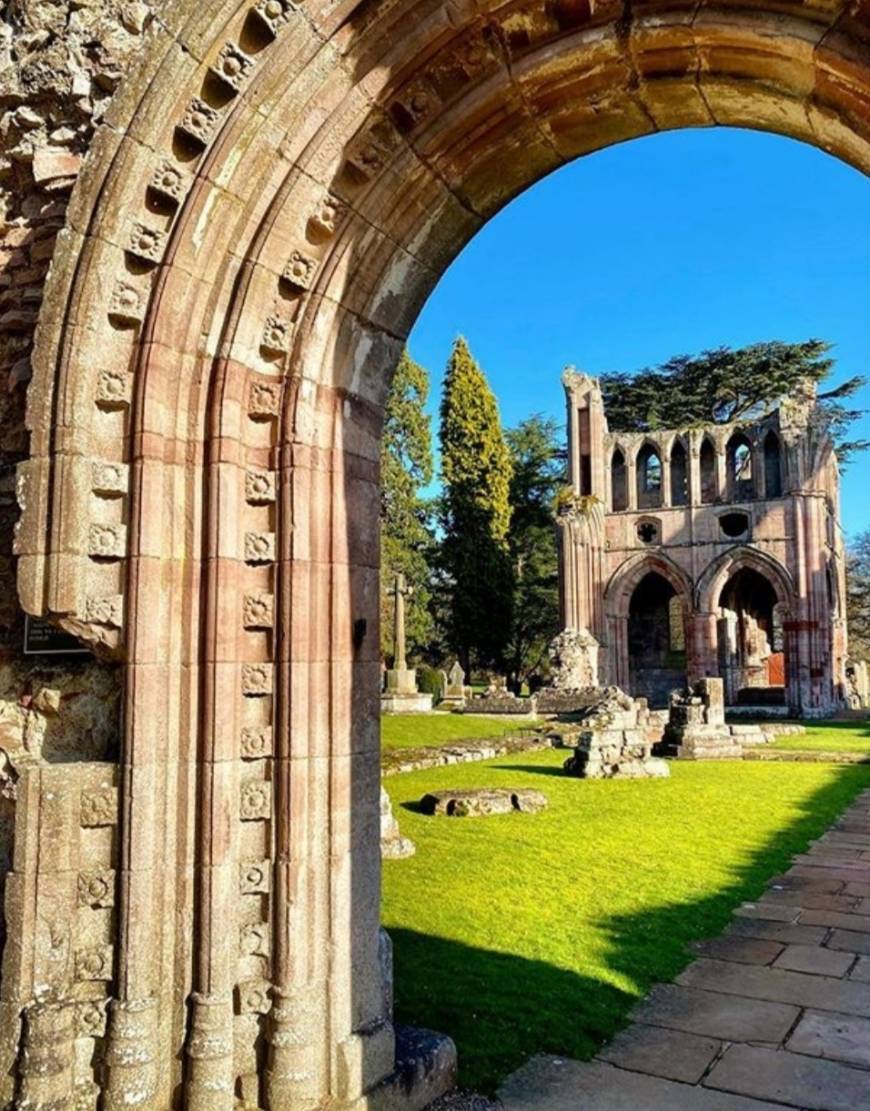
<box><xmin>0</xmin><ymin>0</ymin><xmax>153</xmax><ymax>657</ymax></box>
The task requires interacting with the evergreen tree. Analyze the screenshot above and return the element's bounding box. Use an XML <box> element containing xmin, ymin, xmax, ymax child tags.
<box><xmin>504</xmin><ymin>415</ymin><xmax>564</xmax><ymax>689</ymax></box>
<box><xmin>439</xmin><ymin>337</ymin><xmax>514</xmax><ymax>673</ymax></box>
<box><xmin>380</xmin><ymin>350</ymin><xmax>435</xmax><ymax>661</ymax></box>
<box><xmin>847</xmin><ymin>529</ymin><xmax>870</xmax><ymax>660</ymax></box>
<box><xmin>599</xmin><ymin>339</ymin><xmax>868</xmax><ymax>465</ymax></box>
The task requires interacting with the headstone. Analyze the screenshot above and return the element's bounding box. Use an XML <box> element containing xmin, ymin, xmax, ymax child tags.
<box><xmin>655</xmin><ymin>677</ymin><xmax>743</xmax><ymax>759</ymax></box>
<box><xmin>381</xmin><ymin>573</ymin><xmax>433</xmax><ymax>713</ymax></box>
<box><xmin>561</xmin><ymin>686</ymin><xmax>670</xmax><ymax>779</ymax></box>
<box><xmin>419</xmin><ymin>787</ymin><xmax>547</xmax><ymax>817</ymax></box>
<box><xmin>439</xmin><ymin>660</ymin><xmax>468</xmax><ymax>710</ymax></box>
<box><xmin>380</xmin><ymin>786</ymin><xmax>415</xmax><ymax>859</ymax></box>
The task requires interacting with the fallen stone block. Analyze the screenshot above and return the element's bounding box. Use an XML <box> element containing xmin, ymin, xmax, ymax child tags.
<box><xmin>419</xmin><ymin>787</ymin><xmax>547</xmax><ymax>817</ymax></box>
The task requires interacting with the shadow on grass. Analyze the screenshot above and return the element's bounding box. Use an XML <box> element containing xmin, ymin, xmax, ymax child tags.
<box><xmin>489</xmin><ymin>763</ymin><xmax>568</xmax><ymax>777</ymax></box>
<box><xmin>400</xmin><ymin>799</ymin><xmax>430</xmax><ymax>815</ymax></box>
<box><xmin>387</xmin><ymin>763</ymin><xmax>870</xmax><ymax>1094</ymax></box>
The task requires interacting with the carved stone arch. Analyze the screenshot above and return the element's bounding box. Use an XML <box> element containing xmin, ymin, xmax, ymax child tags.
<box><xmin>13</xmin><ymin>0</ymin><xmax>870</xmax><ymax>1105</ymax></box>
<box><xmin>695</xmin><ymin>546</ymin><xmax>796</xmax><ymax>615</ymax></box>
<box><xmin>604</xmin><ymin>551</ymin><xmax>693</xmax><ymax>620</ymax></box>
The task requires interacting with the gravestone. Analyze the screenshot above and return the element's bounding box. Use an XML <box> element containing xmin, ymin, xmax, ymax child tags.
<box><xmin>439</xmin><ymin>660</ymin><xmax>468</xmax><ymax>710</ymax></box>
<box><xmin>380</xmin><ymin>787</ymin><xmax>415</xmax><ymax>859</ymax></box>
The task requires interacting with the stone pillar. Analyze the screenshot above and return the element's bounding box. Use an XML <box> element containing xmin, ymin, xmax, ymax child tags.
<box><xmin>662</xmin><ymin>444</ymin><xmax>672</xmax><ymax>507</ymax></box>
<box><xmin>627</xmin><ymin>452</ymin><xmax>638</xmax><ymax>511</ymax></box>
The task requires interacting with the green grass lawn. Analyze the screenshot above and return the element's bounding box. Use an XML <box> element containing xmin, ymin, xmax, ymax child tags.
<box><xmin>382</xmin><ymin>744</ymin><xmax>870</xmax><ymax>1092</ymax></box>
<box><xmin>760</xmin><ymin>719</ymin><xmax>870</xmax><ymax>755</ymax></box>
<box><xmin>381</xmin><ymin>713</ymin><xmax>536</xmax><ymax>751</ymax></box>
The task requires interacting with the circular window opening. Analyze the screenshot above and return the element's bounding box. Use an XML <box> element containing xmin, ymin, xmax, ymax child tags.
<box><xmin>720</xmin><ymin>512</ymin><xmax>750</xmax><ymax>539</ymax></box>
<box><xmin>637</xmin><ymin>521</ymin><xmax>659</xmax><ymax>544</ymax></box>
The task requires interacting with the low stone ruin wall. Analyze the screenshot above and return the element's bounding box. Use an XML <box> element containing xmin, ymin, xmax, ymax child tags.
<box><xmin>381</xmin><ymin>731</ymin><xmax>552</xmax><ymax>777</ymax></box>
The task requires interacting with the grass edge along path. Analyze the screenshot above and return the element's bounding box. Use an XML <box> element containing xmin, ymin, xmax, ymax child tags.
<box><xmin>381</xmin><ymin>747</ymin><xmax>870</xmax><ymax>1093</ymax></box>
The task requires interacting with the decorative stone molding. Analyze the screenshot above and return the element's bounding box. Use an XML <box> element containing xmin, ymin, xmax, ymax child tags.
<box><xmin>96</xmin><ymin>369</ymin><xmax>133</xmax><ymax>409</ymax></box>
<box><xmin>210</xmin><ymin>43</ymin><xmax>254</xmax><ymax>92</ymax></box>
<box><xmin>74</xmin><ymin>946</ymin><xmax>114</xmax><ymax>981</ymax></box>
<box><xmin>92</xmin><ymin>462</ymin><xmax>129</xmax><ymax>496</ymax></box>
<box><xmin>244</xmin><ymin>531</ymin><xmax>276</xmax><ymax>563</ymax></box>
<box><xmin>85</xmin><ymin>595</ymin><xmax>124</xmax><ymax>627</ymax></box>
<box><xmin>80</xmin><ymin>788</ymin><xmax>118</xmax><ymax>828</ymax></box>
<box><xmin>248</xmin><ymin>380</ymin><xmax>281</xmax><ymax>419</ymax></box>
<box><xmin>281</xmin><ymin>250</ymin><xmax>317</xmax><ymax>292</ymax></box>
<box><xmin>241</xmin><ymin>662</ymin><xmax>273</xmax><ymax>696</ymax></box>
<box><xmin>88</xmin><ymin>524</ymin><xmax>127</xmax><ymax>559</ymax></box>
<box><xmin>126</xmin><ymin>222</ymin><xmax>166</xmax><ymax>264</ymax></box>
<box><xmin>261</xmin><ymin>315</ymin><xmax>293</xmax><ymax>355</ymax></box>
<box><xmin>108</xmin><ymin>281</ymin><xmax>146</xmax><ymax>324</ymax></box>
<box><xmin>77</xmin><ymin>869</ymin><xmax>116</xmax><ymax>908</ymax></box>
<box><xmin>178</xmin><ymin>98</ymin><xmax>221</xmax><ymax>146</ymax></box>
<box><xmin>237</xmin><ymin>979</ymin><xmax>271</xmax><ymax>1014</ymax></box>
<box><xmin>240</xmin><ymin>780</ymin><xmax>272</xmax><ymax>821</ymax></box>
<box><xmin>149</xmin><ymin>159</ymin><xmax>189</xmax><ymax>204</ymax></box>
<box><xmin>240</xmin><ymin>859</ymin><xmax>271</xmax><ymax>894</ymax></box>
<box><xmin>243</xmin><ymin>592</ymin><xmax>274</xmax><ymax>628</ymax></box>
<box><xmin>240</xmin><ymin>725</ymin><xmax>273</xmax><ymax>759</ymax></box>
<box><xmin>245</xmin><ymin>470</ymin><xmax>276</xmax><ymax>504</ymax></box>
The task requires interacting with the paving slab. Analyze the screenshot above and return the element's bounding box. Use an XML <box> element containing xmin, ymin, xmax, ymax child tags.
<box><xmin>499</xmin><ymin>1057</ymin><xmax>785</xmax><ymax>1111</ymax></box>
<box><xmin>733</xmin><ymin>902</ymin><xmax>800</xmax><ymax>923</ymax></box>
<box><xmin>678</xmin><ymin>957</ymin><xmax>870</xmax><ymax>1016</ymax></box>
<box><xmin>759</xmin><ymin>890</ymin><xmax>860</xmax><ymax>912</ymax></box>
<box><xmin>826</xmin><ymin>927</ymin><xmax>870</xmax><ymax>954</ymax></box>
<box><xmin>704</xmin><ymin>1044</ymin><xmax>870</xmax><ymax>1110</ymax></box>
<box><xmin>772</xmin><ymin>943</ymin><xmax>855</xmax><ymax>977</ymax></box>
<box><xmin>849</xmin><ymin>955</ymin><xmax>870</xmax><ymax>981</ymax></box>
<box><xmin>726</xmin><ymin>918</ymin><xmax>828</xmax><ymax>946</ymax></box>
<box><xmin>596</xmin><ymin>1023</ymin><xmax>721</xmax><ymax>1083</ymax></box>
<box><xmin>630</xmin><ymin>983</ymin><xmax>798</xmax><ymax>1042</ymax></box>
<box><xmin>800</xmin><ymin>908</ymin><xmax>870</xmax><ymax>931</ymax></box>
<box><xmin>787</xmin><ymin>1009</ymin><xmax>870</xmax><ymax>1068</ymax></box>
<box><xmin>692</xmin><ymin>936</ymin><xmax>783</xmax><ymax>965</ymax></box>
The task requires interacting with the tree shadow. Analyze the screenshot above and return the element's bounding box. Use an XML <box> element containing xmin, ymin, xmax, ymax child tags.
<box><xmin>387</xmin><ymin>763</ymin><xmax>870</xmax><ymax>1094</ymax></box>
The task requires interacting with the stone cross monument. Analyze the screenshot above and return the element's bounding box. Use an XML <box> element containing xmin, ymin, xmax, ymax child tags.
<box><xmin>381</xmin><ymin>573</ymin><xmax>433</xmax><ymax>713</ymax></box>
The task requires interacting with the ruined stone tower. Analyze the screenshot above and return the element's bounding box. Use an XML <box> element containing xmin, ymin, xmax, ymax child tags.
<box><xmin>558</xmin><ymin>373</ymin><xmax>848</xmax><ymax>715</ymax></box>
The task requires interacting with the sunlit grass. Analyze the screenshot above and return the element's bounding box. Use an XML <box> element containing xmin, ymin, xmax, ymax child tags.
<box><xmin>381</xmin><ymin>713</ymin><xmax>536</xmax><ymax>751</ymax></box>
<box><xmin>382</xmin><ymin>743</ymin><xmax>870</xmax><ymax>1091</ymax></box>
<box><xmin>759</xmin><ymin>719</ymin><xmax>870</xmax><ymax>755</ymax></box>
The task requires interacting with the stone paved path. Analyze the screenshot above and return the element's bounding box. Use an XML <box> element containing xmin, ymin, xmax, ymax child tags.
<box><xmin>499</xmin><ymin>786</ymin><xmax>870</xmax><ymax>1110</ymax></box>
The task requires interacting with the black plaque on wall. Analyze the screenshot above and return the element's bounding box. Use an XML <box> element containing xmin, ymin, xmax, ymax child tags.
<box><xmin>23</xmin><ymin>616</ymin><xmax>90</xmax><ymax>657</ymax></box>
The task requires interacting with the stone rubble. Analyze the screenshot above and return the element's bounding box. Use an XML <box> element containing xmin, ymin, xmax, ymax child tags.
<box><xmin>559</xmin><ymin>686</ymin><xmax>670</xmax><ymax>779</ymax></box>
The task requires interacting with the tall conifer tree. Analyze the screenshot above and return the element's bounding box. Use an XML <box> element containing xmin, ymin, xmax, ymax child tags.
<box><xmin>439</xmin><ymin>337</ymin><xmax>514</xmax><ymax>673</ymax></box>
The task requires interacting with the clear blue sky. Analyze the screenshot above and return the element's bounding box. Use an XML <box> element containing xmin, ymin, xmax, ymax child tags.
<box><xmin>408</xmin><ymin>127</ymin><xmax>870</xmax><ymax>539</ymax></box>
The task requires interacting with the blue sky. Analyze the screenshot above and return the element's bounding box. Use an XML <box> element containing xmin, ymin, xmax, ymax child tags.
<box><xmin>408</xmin><ymin>127</ymin><xmax>870</xmax><ymax>539</ymax></box>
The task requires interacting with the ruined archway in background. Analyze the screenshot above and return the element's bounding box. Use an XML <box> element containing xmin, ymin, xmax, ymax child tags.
<box><xmin>10</xmin><ymin>3</ymin><xmax>870</xmax><ymax>1106</ymax></box>
<box><xmin>627</xmin><ymin>571</ymin><xmax>688</xmax><ymax>707</ymax></box>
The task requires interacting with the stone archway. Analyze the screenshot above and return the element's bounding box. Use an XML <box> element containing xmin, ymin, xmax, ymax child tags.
<box><xmin>11</xmin><ymin>3</ymin><xmax>870</xmax><ymax>1107</ymax></box>
<box><xmin>603</xmin><ymin>552</ymin><xmax>694</xmax><ymax>694</ymax></box>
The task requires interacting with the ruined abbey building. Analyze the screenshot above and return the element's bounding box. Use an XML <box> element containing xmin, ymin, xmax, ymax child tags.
<box><xmin>557</xmin><ymin>372</ymin><xmax>848</xmax><ymax>716</ymax></box>
<box><xmin>3</xmin><ymin>0</ymin><xmax>870</xmax><ymax>1107</ymax></box>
